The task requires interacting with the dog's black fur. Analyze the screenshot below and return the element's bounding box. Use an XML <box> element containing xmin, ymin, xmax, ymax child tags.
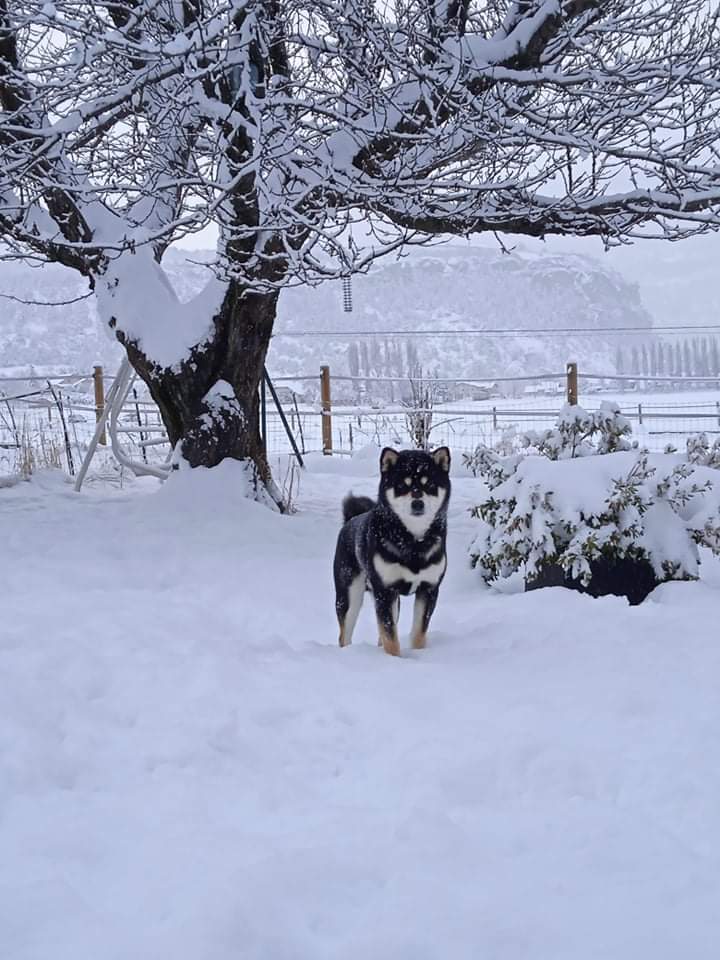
<box><xmin>333</xmin><ymin>446</ymin><xmax>451</xmax><ymax>655</ymax></box>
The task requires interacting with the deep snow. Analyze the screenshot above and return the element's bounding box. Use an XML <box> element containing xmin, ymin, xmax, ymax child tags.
<box><xmin>2</xmin><ymin>453</ymin><xmax>720</xmax><ymax>959</ymax></box>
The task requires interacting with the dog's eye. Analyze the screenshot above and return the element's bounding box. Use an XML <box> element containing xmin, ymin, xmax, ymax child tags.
<box><xmin>404</xmin><ymin>477</ymin><xmax>412</xmax><ymax>486</ymax></box>
<box><xmin>420</xmin><ymin>476</ymin><xmax>428</xmax><ymax>486</ymax></box>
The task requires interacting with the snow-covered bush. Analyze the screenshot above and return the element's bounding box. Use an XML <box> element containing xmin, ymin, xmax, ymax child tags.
<box><xmin>467</xmin><ymin>403</ymin><xmax>720</xmax><ymax>602</ymax></box>
<box><xmin>402</xmin><ymin>365</ymin><xmax>439</xmax><ymax>450</ymax></box>
<box><xmin>471</xmin><ymin>451</ymin><xmax>720</xmax><ymax>588</ymax></box>
<box><xmin>469</xmin><ymin>449</ymin><xmax>720</xmax><ymax>601</ymax></box>
<box><xmin>463</xmin><ymin>402</ymin><xmax>633</xmax><ymax>478</ymax></box>
<box><xmin>522</xmin><ymin>401</ymin><xmax>634</xmax><ymax>459</ymax></box>
<box><xmin>687</xmin><ymin>433</ymin><xmax>720</xmax><ymax>469</ymax></box>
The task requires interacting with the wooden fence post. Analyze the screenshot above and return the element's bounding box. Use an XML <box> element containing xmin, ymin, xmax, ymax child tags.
<box><xmin>566</xmin><ymin>362</ymin><xmax>578</xmax><ymax>406</ymax></box>
<box><xmin>320</xmin><ymin>365</ymin><xmax>332</xmax><ymax>455</ymax></box>
<box><xmin>93</xmin><ymin>365</ymin><xmax>106</xmax><ymax>445</ymax></box>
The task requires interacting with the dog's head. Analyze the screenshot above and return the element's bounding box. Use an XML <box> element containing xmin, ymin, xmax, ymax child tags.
<box><xmin>378</xmin><ymin>447</ymin><xmax>451</xmax><ymax>537</ymax></box>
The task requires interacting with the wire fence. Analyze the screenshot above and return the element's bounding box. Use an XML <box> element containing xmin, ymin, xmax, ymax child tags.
<box><xmin>3</xmin><ymin>365</ymin><xmax>720</xmax><ymax>480</ymax></box>
<box><xmin>0</xmin><ymin>370</ymin><xmax>168</xmax><ymax>481</ymax></box>
<box><xmin>264</xmin><ymin>369</ymin><xmax>720</xmax><ymax>457</ymax></box>
<box><xmin>264</xmin><ymin>401</ymin><xmax>720</xmax><ymax>458</ymax></box>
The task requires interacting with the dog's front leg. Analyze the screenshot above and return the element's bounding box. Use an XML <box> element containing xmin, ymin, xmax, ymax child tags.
<box><xmin>410</xmin><ymin>585</ymin><xmax>439</xmax><ymax>650</ymax></box>
<box><xmin>374</xmin><ymin>588</ymin><xmax>401</xmax><ymax>657</ymax></box>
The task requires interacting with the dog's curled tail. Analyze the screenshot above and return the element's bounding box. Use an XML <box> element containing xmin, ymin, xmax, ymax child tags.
<box><xmin>342</xmin><ymin>493</ymin><xmax>375</xmax><ymax>523</ymax></box>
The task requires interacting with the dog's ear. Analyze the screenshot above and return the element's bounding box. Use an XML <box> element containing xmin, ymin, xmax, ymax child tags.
<box><xmin>380</xmin><ymin>447</ymin><xmax>399</xmax><ymax>473</ymax></box>
<box><xmin>431</xmin><ymin>446</ymin><xmax>451</xmax><ymax>472</ymax></box>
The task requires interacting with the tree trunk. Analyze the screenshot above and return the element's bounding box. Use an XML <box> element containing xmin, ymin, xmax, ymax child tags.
<box><xmin>121</xmin><ymin>281</ymin><xmax>280</xmax><ymax>490</ymax></box>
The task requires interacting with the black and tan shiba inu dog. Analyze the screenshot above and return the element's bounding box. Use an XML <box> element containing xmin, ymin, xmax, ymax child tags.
<box><xmin>333</xmin><ymin>446</ymin><xmax>451</xmax><ymax>656</ymax></box>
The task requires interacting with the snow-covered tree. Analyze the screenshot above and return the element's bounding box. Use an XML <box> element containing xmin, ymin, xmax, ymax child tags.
<box><xmin>683</xmin><ymin>341</ymin><xmax>693</xmax><ymax>380</ymax></box>
<box><xmin>701</xmin><ymin>338</ymin><xmax>711</xmax><ymax>378</ymax></box>
<box><xmin>640</xmin><ymin>343</ymin><xmax>650</xmax><ymax>379</ymax></box>
<box><xmin>347</xmin><ymin>343</ymin><xmax>360</xmax><ymax>378</ymax></box>
<box><xmin>712</xmin><ymin>339</ymin><xmax>720</xmax><ymax>377</ymax></box>
<box><xmin>614</xmin><ymin>346</ymin><xmax>624</xmax><ymax>377</ymax></box>
<box><xmin>4</xmin><ymin>2</ymin><xmax>720</xmax><ymax>491</ymax></box>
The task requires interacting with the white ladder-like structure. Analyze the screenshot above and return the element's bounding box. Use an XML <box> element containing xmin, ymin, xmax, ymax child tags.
<box><xmin>74</xmin><ymin>358</ymin><xmax>173</xmax><ymax>491</ymax></box>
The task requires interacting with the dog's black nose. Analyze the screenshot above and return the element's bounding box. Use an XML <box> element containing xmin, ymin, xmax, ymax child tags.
<box><xmin>411</xmin><ymin>498</ymin><xmax>425</xmax><ymax>515</ymax></box>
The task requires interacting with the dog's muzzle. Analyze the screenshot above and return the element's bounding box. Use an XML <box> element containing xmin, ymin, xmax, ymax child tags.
<box><xmin>411</xmin><ymin>498</ymin><xmax>425</xmax><ymax>515</ymax></box>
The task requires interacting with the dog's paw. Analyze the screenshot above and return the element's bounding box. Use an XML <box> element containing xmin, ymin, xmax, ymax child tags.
<box><xmin>382</xmin><ymin>639</ymin><xmax>401</xmax><ymax>657</ymax></box>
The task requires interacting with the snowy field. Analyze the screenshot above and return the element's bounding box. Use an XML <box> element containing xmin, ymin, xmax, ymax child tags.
<box><xmin>3</xmin><ymin>451</ymin><xmax>720</xmax><ymax>959</ymax></box>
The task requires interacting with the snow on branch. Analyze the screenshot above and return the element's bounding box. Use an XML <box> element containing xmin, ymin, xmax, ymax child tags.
<box><xmin>2</xmin><ymin>0</ymin><xmax>720</xmax><ymax>292</ymax></box>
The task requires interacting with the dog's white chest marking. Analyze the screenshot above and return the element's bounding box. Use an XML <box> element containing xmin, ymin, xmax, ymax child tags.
<box><xmin>373</xmin><ymin>554</ymin><xmax>446</xmax><ymax>593</ymax></box>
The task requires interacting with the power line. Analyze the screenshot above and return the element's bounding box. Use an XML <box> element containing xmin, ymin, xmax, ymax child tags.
<box><xmin>273</xmin><ymin>324</ymin><xmax>720</xmax><ymax>338</ymax></box>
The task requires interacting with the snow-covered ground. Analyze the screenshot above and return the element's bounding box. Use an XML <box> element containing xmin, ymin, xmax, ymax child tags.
<box><xmin>3</xmin><ymin>452</ymin><xmax>720</xmax><ymax>959</ymax></box>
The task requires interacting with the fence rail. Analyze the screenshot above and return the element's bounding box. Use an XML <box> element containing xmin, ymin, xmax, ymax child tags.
<box><xmin>3</xmin><ymin>362</ymin><xmax>720</xmax><ymax>480</ymax></box>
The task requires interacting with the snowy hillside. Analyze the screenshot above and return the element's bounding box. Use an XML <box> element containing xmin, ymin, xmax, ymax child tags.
<box><xmin>0</xmin><ymin>262</ymin><xmax>114</xmax><ymax>372</ymax></box>
<box><xmin>0</xmin><ymin>245</ymin><xmax>652</xmax><ymax>379</ymax></box>
<box><xmin>273</xmin><ymin>244</ymin><xmax>654</xmax><ymax>380</ymax></box>
<box><xmin>3</xmin><ymin>457</ymin><xmax>720</xmax><ymax>959</ymax></box>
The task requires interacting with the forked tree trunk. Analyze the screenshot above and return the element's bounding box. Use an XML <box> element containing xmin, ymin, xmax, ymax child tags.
<box><xmin>120</xmin><ymin>282</ymin><xmax>280</xmax><ymax>488</ymax></box>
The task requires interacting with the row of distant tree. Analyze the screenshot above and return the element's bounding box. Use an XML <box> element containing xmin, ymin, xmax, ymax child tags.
<box><xmin>617</xmin><ymin>337</ymin><xmax>720</xmax><ymax>379</ymax></box>
<box><xmin>343</xmin><ymin>339</ymin><xmax>444</xmax><ymax>402</ymax></box>
<box><xmin>347</xmin><ymin>339</ymin><xmax>426</xmax><ymax>381</ymax></box>
<box><xmin>341</xmin><ymin>335</ymin><xmax>720</xmax><ymax>402</ymax></box>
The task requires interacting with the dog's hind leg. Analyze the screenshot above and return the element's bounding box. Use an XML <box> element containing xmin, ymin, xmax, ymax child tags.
<box><xmin>337</xmin><ymin>574</ymin><xmax>365</xmax><ymax>647</ymax></box>
<box><xmin>410</xmin><ymin>585</ymin><xmax>439</xmax><ymax>650</ymax></box>
<box><xmin>374</xmin><ymin>588</ymin><xmax>401</xmax><ymax>656</ymax></box>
